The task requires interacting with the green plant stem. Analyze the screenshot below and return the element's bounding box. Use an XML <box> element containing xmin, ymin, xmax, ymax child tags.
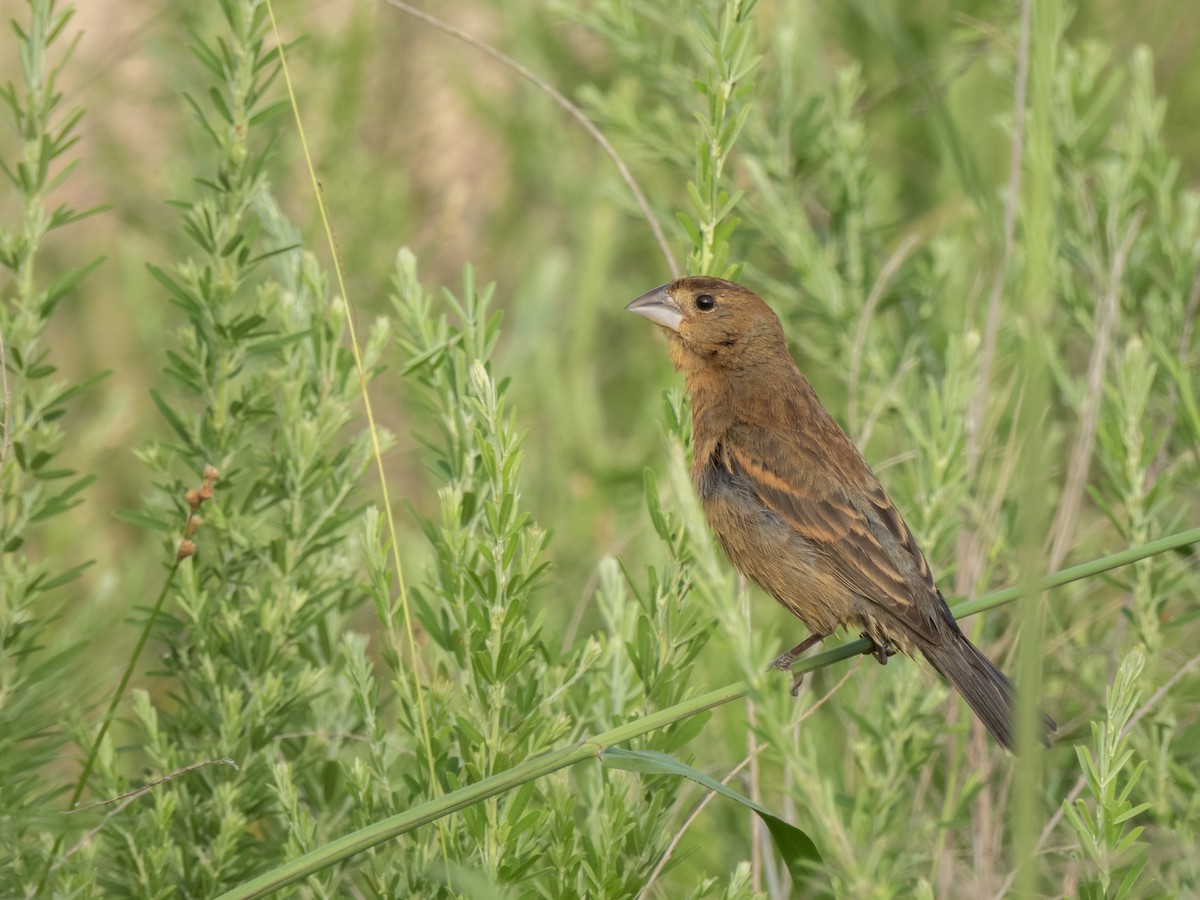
<box><xmin>263</xmin><ymin>0</ymin><xmax>446</xmax><ymax>828</ymax></box>
<box><xmin>35</xmin><ymin>560</ymin><xmax>181</xmax><ymax>894</ymax></box>
<box><xmin>1014</xmin><ymin>0</ymin><xmax>1060</xmax><ymax>889</ymax></box>
<box><xmin>218</xmin><ymin>527</ymin><xmax>1200</xmax><ymax>900</ymax></box>
<box><xmin>951</xmin><ymin>528</ymin><xmax>1198</xmax><ymax>617</ymax></box>
<box><xmin>68</xmin><ymin>561</ymin><xmax>182</xmax><ymax>808</ymax></box>
<box><xmin>382</xmin><ymin>0</ymin><xmax>680</xmax><ymax>278</ymax></box>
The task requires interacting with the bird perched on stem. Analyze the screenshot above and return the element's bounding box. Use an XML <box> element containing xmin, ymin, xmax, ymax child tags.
<box><xmin>627</xmin><ymin>275</ymin><xmax>1054</xmax><ymax>752</ymax></box>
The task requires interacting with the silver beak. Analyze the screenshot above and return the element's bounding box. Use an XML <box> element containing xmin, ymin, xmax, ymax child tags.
<box><xmin>625</xmin><ymin>283</ymin><xmax>683</xmax><ymax>332</ymax></box>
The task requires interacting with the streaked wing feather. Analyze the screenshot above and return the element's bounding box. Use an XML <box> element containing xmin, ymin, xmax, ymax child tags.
<box><xmin>726</xmin><ymin>428</ymin><xmax>940</xmax><ymax>640</ymax></box>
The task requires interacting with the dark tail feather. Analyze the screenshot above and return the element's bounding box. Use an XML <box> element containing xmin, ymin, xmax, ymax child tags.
<box><xmin>922</xmin><ymin>634</ymin><xmax>1056</xmax><ymax>752</ymax></box>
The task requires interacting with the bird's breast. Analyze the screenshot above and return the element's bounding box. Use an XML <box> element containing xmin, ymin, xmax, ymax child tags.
<box><xmin>694</xmin><ymin>446</ymin><xmax>848</xmax><ymax>635</ymax></box>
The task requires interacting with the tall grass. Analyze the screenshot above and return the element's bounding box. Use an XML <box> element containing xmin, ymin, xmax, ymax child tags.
<box><xmin>2</xmin><ymin>0</ymin><xmax>1199</xmax><ymax>897</ymax></box>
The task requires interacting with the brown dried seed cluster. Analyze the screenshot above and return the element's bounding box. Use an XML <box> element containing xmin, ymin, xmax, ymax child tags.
<box><xmin>177</xmin><ymin>466</ymin><xmax>219</xmax><ymax>561</ymax></box>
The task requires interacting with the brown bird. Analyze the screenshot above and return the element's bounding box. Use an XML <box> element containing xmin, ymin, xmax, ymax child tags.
<box><xmin>627</xmin><ymin>275</ymin><xmax>1054</xmax><ymax>751</ymax></box>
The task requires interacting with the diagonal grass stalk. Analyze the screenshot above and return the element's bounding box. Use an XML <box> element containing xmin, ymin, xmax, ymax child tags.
<box><xmin>263</xmin><ymin>0</ymin><xmax>444</xmax><ymax>833</ymax></box>
<box><xmin>218</xmin><ymin>526</ymin><xmax>1200</xmax><ymax>899</ymax></box>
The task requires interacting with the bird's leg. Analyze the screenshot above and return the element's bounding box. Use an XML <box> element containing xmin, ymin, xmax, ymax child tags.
<box><xmin>768</xmin><ymin>632</ymin><xmax>827</xmax><ymax>672</ymax></box>
<box><xmin>859</xmin><ymin>632</ymin><xmax>897</xmax><ymax>666</ymax></box>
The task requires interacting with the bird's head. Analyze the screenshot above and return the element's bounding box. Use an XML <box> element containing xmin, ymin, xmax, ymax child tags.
<box><xmin>626</xmin><ymin>276</ymin><xmax>788</xmax><ymax>371</ymax></box>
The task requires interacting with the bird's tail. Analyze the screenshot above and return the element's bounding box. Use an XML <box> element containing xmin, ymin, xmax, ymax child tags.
<box><xmin>921</xmin><ymin>633</ymin><xmax>1055</xmax><ymax>752</ymax></box>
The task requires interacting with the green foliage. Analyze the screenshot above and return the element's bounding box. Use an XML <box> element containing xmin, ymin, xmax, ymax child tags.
<box><xmin>359</xmin><ymin>249</ymin><xmax>729</xmax><ymax>895</ymax></box>
<box><xmin>33</xmin><ymin>2</ymin><xmax>386</xmax><ymax>894</ymax></box>
<box><xmin>0</xmin><ymin>0</ymin><xmax>103</xmax><ymax>890</ymax></box>
<box><xmin>2</xmin><ymin>0</ymin><xmax>1199</xmax><ymax>897</ymax></box>
<box><xmin>1063</xmin><ymin>649</ymin><xmax>1150</xmax><ymax>899</ymax></box>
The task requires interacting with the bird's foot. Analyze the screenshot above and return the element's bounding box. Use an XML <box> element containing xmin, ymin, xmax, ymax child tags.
<box><xmin>860</xmin><ymin>632</ymin><xmax>897</xmax><ymax>666</ymax></box>
<box><xmin>768</xmin><ymin>633</ymin><xmax>827</xmax><ymax>672</ymax></box>
<box><xmin>790</xmin><ymin>673</ymin><xmax>807</xmax><ymax>697</ymax></box>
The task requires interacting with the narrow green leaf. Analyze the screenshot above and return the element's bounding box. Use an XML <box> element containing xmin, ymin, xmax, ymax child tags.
<box><xmin>146</xmin><ymin>263</ymin><xmax>198</xmax><ymax>311</ymax></box>
<box><xmin>112</xmin><ymin>508</ymin><xmax>173</xmax><ymax>532</ymax></box>
<box><xmin>39</xmin><ymin>256</ymin><xmax>105</xmax><ymax>315</ymax></box>
<box><xmin>599</xmin><ymin>748</ymin><xmax>829</xmax><ymax>895</ymax></box>
<box><xmin>1112</xmin><ymin>802</ymin><xmax>1151</xmax><ymax>825</ymax></box>
<box><xmin>31</xmin><ymin>474</ymin><xmax>96</xmax><ymax>521</ymax></box>
<box><xmin>245</xmin><ymin>241</ymin><xmax>300</xmax><ymax>268</ymax></box>
<box><xmin>248</xmin><ymin>98</ymin><xmax>289</xmax><ymax>127</ymax></box>
<box><xmin>1114</xmin><ymin>825</ymin><xmax>1146</xmax><ymax>854</ymax></box>
<box><xmin>245</xmin><ymin>327</ymin><xmax>313</xmax><ymax>357</ymax></box>
<box><xmin>149</xmin><ymin>388</ymin><xmax>196</xmax><ymax>448</ymax></box>
<box><xmin>38</xmin><ymin>560</ymin><xmax>94</xmax><ymax>592</ymax></box>
<box><xmin>46</xmin><ymin>369</ymin><xmax>110</xmax><ymax>410</ymax></box>
<box><xmin>1114</xmin><ymin>858</ymin><xmax>1148</xmax><ymax>900</ymax></box>
<box><xmin>47</xmin><ymin>202</ymin><xmax>113</xmax><ymax>230</ymax></box>
<box><xmin>209</xmin><ymin>86</ymin><xmax>233</xmax><ymax>124</ymax></box>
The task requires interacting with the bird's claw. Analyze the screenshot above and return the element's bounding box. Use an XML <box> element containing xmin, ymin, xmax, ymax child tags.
<box><xmin>860</xmin><ymin>632</ymin><xmax>896</xmax><ymax>666</ymax></box>
<box><xmin>768</xmin><ymin>633</ymin><xmax>827</xmax><ymax>673</ymax></box>
<box><xmin>769</xmin><ymin>649</ymin><xmax>797</xmax><ymax>672</ymax></box>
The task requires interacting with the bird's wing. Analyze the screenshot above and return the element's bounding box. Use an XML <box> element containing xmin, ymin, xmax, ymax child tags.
<box><xmin>724</xmin><ymin>424</ymin><xmax>944</xmax><ymax>641</ymax></box>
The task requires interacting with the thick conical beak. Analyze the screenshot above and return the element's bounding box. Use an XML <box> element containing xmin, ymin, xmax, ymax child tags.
<box><xmin>625</xmin><ymin>283</ymin><xmax>683</xmax><ymax>332</ymax></box>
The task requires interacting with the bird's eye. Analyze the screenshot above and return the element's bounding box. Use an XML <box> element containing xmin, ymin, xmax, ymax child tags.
<box><xmin>695</xmin><ymin>294</ymin><xmax>716</xmax><ymax>311</ymax></box>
